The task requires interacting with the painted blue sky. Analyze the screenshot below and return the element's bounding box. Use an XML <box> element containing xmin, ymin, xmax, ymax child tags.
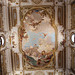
<box><xmin>24</xmin><ymin>31</ymin><xmax>55</xmax><ymax>48</ymax></box>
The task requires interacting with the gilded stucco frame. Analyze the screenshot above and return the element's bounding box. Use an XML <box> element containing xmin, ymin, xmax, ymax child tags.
<box><xmin>19</xmin><ymin>6</ymin><xmax>58</xmax><ymax>70</ymax></box>
<box><xmin>14</xmin><ymin>53</ymin><xmax>20</xmax><ymax>71</ymax></box>
<box><xmin>71</xmin><ymin>0</ymin><xmax>75</xmax><ymax>29</ymax></box>
<box><xmin>11</xmin><ymin>7</ymin><xmax>17</xmax><ymax>27</ymax></box>
<box><xmin>58</xmin><ymin>51</ymin><xmax>63</xmax><ymax>68</ymax></box>
<box><xmin>11</xmin><ymin>51</ymin><xmax>20</xmax><ymax>73</ymax></box>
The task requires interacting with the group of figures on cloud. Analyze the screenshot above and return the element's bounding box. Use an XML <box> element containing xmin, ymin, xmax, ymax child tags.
<box><xmin>23</xmin><ymin>48</ymin><xmax>54</xmax><ymax>67</ymax></box>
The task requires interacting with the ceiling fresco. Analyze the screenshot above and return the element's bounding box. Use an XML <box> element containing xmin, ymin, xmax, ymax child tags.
<box><xmin>19</xmin><ymin>8</ymin><xmax>56</xmax><ymax>68</ymax></box>
<box><xmin>0</xmin><ymin>0</ymin><xmax>75</xmax><ymax>75</ymax></box>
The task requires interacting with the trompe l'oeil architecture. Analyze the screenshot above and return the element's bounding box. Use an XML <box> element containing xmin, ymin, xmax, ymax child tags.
<box><xmin>0</xmin><ymin>0</ymin><xmax>75</xmax><ymax>75</ymax></box>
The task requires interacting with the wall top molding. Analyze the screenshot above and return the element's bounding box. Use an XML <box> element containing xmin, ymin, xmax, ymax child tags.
<box><xmin>8</xmin><ymin>0</ymin><xmax>65</xmax><ymax>7</ymax></box>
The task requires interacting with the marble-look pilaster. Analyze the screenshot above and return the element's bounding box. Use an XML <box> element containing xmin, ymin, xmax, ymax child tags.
<box><xmin>18</xmin><ymin>53</ymin><xmax>23</xmax><ymax>71</ymax></box>
<box><xmin>5</xmin><ymin>49</ymin><xmax>12</xmax><ymax>73</ymax></box>
<box><xmin>65</xmin><ymin>0</ymin><xmax>72</xmax><ymax>74</ymax></box>
<box><xmin>5</xmin><ymin>31</ymin><xmax>12</xmax><ymax>74</ymax></box>
<box><xmin>2</xmin><ymin>0</ymin><xmax>9</xmax><ymax>31</ymax></box>
<box><xmin>2</xmin><ymin>0</ymin><xmax>12</xmax><ymax>73</ymax></box>
<box><xmin>55</xmin><ymin>0</ymin><xmax>58</xmax><ymax>26</ymax></box>
<box><xmin>55</xmin><ymin>51</ymin><xmax>59</xmax><ymax>69</ymax></box>
<box><xmin>3</xmin><ymin>6</ymin><xmax>9</xmax><ymax>31</ymax></box>
<box><xmin>16</xmin><ymin>7</ymin><xmax>20</xmax><ymax>26</ymax></box>
<box><xmin>55</xmin><ymin>6</ymin><xmax>58</xmax><ymax>26</ymax></box>
<box><xmin>3</xmin><ymin>1</ymin><xmax>12</xmax><ymax>71</ymax></box>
